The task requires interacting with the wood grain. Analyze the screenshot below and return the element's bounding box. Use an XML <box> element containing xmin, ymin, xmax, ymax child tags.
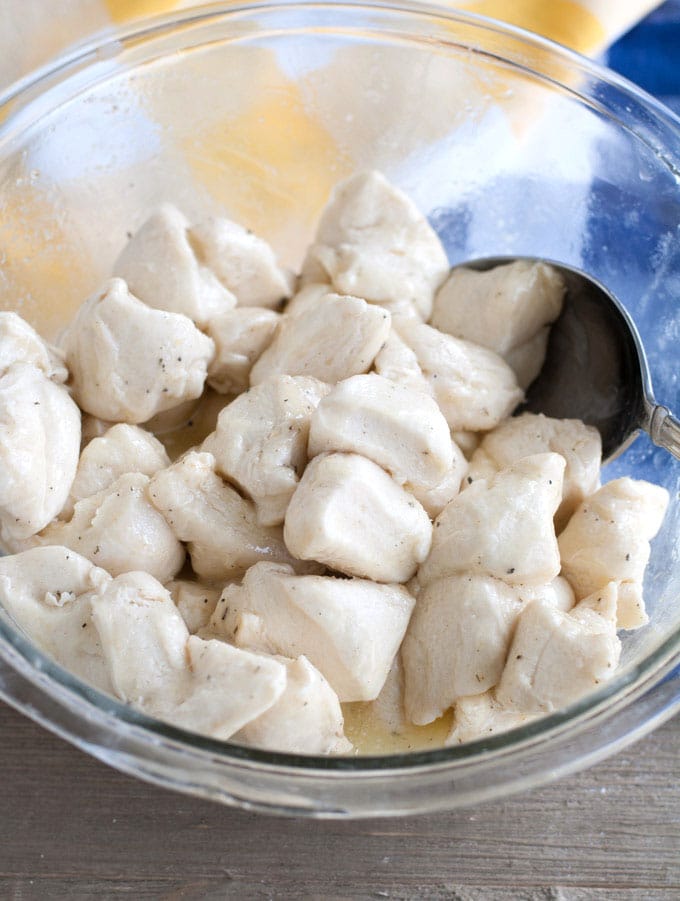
<box><xmin>0</xmin><ymin>701</ymin><xmax>678</xmax><ymax>899</ymax></box>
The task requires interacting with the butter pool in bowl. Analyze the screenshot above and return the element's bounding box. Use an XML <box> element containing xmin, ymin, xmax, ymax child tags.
<box><xmin>0</xmin><ymin>3</ymin><xmax>678</xmax><ymax>817</ymax></box>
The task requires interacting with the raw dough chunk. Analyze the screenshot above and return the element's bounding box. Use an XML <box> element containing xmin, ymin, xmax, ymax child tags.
<box><xmin>113</xmin><ymin>204</ymin><xmax>236</xmax><ymax>327</ymax></box>
<box><xmin>64</xmin><ymin>423</ymin><xmax>169</xmax><ymax>518</ymax></box>
<box><xmin>558</xmin><ymin>477</ymin><xmax>669</xmax><ymax>629</ymax></box>
<box><xmin>418</xmin><ymin>453</ymin><xmax>564</xmax><ymax>588</ymax></box>
<box><xmin>408</xmin><ymin>441</ymin><xmax>468</xmax><ymax>519</ymax></box>
<box><xmin>249</xmin><ymin>293</ymin><xmax>391</xmax><ymax>386</ymax></box>
<box><xmin>373</xmin><ymin>328</ymin><xmax>432</xmax><ymax>396</ymax></box>
<box><xmin>206</xmin><ymin>307</ymin><xmax>280</xmax><ymax>394</ymax></box>
<box><xmin>308</xmin><ymin>373</ymin><xmax>453</xmax><ymax>493</ymax></box>
<box><xmin>233</xmin><ymin>655</ymin><xmax>352</xmax><ymax>754</ymax></box>
<box><xmin>203</xmin><ymin>375</ymin><xmax>330</xmax><ymax>526</ymax></box>
<box><xmin>283</xmin><ymin>283</ymin><xmax>334</xmax><ymax>318</ymax></box>
<box><xmin>284</xmin><ymin>452</ymin><xmax>432</xmax><ymax>583</ymax></box>
<box><xmin>148</xmin><ymin>451</ymin><xmax>298</xmax><ymax>581</ymax></box>
<box><xmin>446</xmin><ymin>691</ymin><xmax>535</xmax><ymax>745</ymax></box>
<box><xmin>516</xmin><ymin>576</ymin><xmax>575</xmax><ymax>613</ymax></box>
<box><xmin>40</xmin><ymin>472</ymin><xmax>185</xmax><ymax>584</ymax></box>
<box><xmin>467</xmin><ymin>413</ymin><xmax>601</xmax><ymax>530</ymax></box>
<box><xmin>211</xmin><ymin>562</ymin><xmax>415</xmax><ymax>701</ymax></box>
<box><xmin>0</xmin><ymin>312</ymin><xmax>67</xmax><ymax>382</ymax></box>
<box><xmin>165</xmin><ymin>579</ymin><xmax>221</xmax><ymax>633</ymax></box>
<box><xmin>189</xmin><ymin>217</ymin><xmax>294</xmax><ymax>309</ymax></box>
<box><xmin>302</xmin><ymin>171</ymin><xmax>449</xmax><ymax>320</ymax></box>
<box><xmin>0</xmin><ymin>546</ymin><xmax>112</xmax><ymax>691</ymax></box>
<box><xmin>394</xmin><ymin>320</ymin><xmax>523</xmax><ymax>431</ymax></box>
<box><xmin>496</xmin><ymin>584</ymin><xmax>621</xmax><ymax>713</ymax></box>
<box><xmin>0</xmin><ymin>363</ymin><xmax>81</xmax><ymax>545</ymax></box>
<box><xmin>431</xmin><ymin>261</ymin><xmax>565</xmax><ymax>388</ymax></box>
<box><xmin>60</xmin><ymin>278</ymin><xmax>215</xmax><ymax>424</ymax></box>
<box><xmin>402</xmin><ymin>575</ymin><xmax>523</xmax><ymax>724</ymax></box>
<box><xmin>91</xmin><ymin>572</ymin><xmax>286</xmax><ymax>739</ymax></box>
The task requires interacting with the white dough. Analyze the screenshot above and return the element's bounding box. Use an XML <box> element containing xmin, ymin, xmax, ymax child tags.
<box><xmin>203</xmin><ymin>375</ymin><xmax>330</xmax><ymax>526</ymax></box>
<box><xmin>418</xmin><ymin>453</ymin><xmax>564</xmax><ymax>588</ymax></box>
<box><xmin>466</xmin><ymin>413</ymin><xmax>601</xmax><ymax>530</ymax></box>
<box><xmin>308</xmin><ymin>373</ymin><xmax>453</xmax><ymax>493</ymax></box>
<box><xmin>40</xmin><ymin>472</ymin><xmax>185</xmax><ymax>584</ymax></box>
<box><xmin>91</xmin><ymin>572</ymin><xmax>286</xmax><ymax>740</ymax></box>
<box><xmin>496</xmin><ymin>584</ymin><xmax>621</xmax><ymax>713</ymax></box>
<box><xmin>113</xmin><ymin>204</ymin><xmax>236</xmax><ymax>327</ymax></box>
<box><xmin>233</xmin><ymin>655</ymin><xmax>352</xmax><ymax>754</ymax></box>
<box><xmin>302</xmin><ymin>170</ymin><xmax>449</xmax><ymax>320</ymax></box>
<box><xmin>206</xmin><ymin>307</ymin><xmax>280</xmax><ymax>394</ymax></box>
<box><xmin>64</xmin><ymin>423</ymin><xmax>169</xmax><ymax>519</ymax></box>
<box><xmin>394</xmin><ymin>319</ymin><xmax>523</xmax><ymax>431</ymax></box>
<box><xmin>148</xmin><ymin>451</ymin><xmax>301</xmax><ymax>581</ymax></box>
<box><xmin>250</xmin><ymin>293</ymin><xmax>391</xmax><ymax>386</ymax></box>
<box><xmin>0</xmin><ymin>363</ymin><xmax>81</xmax><ymax>545</ymax></box>
<box><xmin>189</xmin><ymin>216</ymin><xmax>294</xmax><ymax>309</ymax></box>
<box><xmin>0</xmin><ymin>312</ymin><xmax>68</xmax><ymax>382</ymax></box>
<box><xmin>431</xmin><ymin>260</ymin><xmax>565</xmax><ymax>389</ymax></box>
<box><xmin>558</xmin><ymin>477</ymin><xmax>669</xmax><ymax>629</ymax></box>
<box><xmin>402</xmin><ymin>574</ymin><xmax>524</xmax><ymax>724</ymax></box>
<box><xmin>284</xmin><ymin>452</ymin><xmax>432</xmax><ymax>583</ymax></box>
<box><xmin>211</xmin><ymin>562</ymin><xmax>415</xmax><ymax>702</ymax></box>
<box><xmin>60</xmin><ymin>278</ymin><xmax>215</xmax><ymax>424</ymax></box>
<box><xmin>0</xmin><ymin>546</ymin><xmax>112</xmax><ymax>691</ymax></box>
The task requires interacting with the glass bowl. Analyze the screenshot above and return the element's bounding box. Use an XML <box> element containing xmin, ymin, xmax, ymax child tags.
<box><xmin>0</xmin><ymin>1</ymin><xmax>679</xmax><ymax>818</ymax></box>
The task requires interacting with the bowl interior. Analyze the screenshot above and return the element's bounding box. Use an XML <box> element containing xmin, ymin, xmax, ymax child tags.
<box><xmin>0</xmin><ymin>1</ymin><xmax>679</xmax><ymax>753</ymax></box>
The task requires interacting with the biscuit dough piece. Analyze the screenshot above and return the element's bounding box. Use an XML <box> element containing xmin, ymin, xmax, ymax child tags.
<box><xmin>283</xmin><ymin>283</ymin><xmax>333</xmax><ymax>318</ymax></box>
<box><xmin>203</xmin><ymin>376</ymin><xmax>330</xmax><ymax>526</ymax></box>
<box><xmin>211</xmin><ymin>562</ymin><xmax>415</xmax><ymax>702</ymax></box>
<box><xmin>496</xmin><ymin>584</ymin><xmax>621</xmax><ymax>713</ymax></box>
<box><xmin>446</xmin><ymin>691</ymin><xmax>535</xmax><ymax>745</ymax></box>
<box><xmin>148</xmin><ymin>451</ymin><xmax>299</xmax><ymax>581</ymax></box>
<box><xmin>308</xmin><ymin>373</ymin><xmax>453</xmax><ymax>493</ymax></box>
<box><xmin>284</xmin><ymin>452</ymin><xmax>432</xmax><ymax>583</ymax></box>
<box><xmin>113</xmin><ymin>204</ymin><xmax>236</xmax><ymax>327</ymax></box>
<box><xmin>394</xmin><ymin>320</ymin><xmax>523</xmax><ymax>431</ymax></box>
<box><xmin>61</xmin><ymin>278</ymin><xmax>215</xmax><ymax>424</ymax></box>
<box><xmin>91</xmin><ymin>572</ymin><xmax>286</xmax><ymax>739</ymax></box>
<box><xmin>558</xmin><ymin>477</ymin><xmax>669</xmax><ymax>629</ymax></box>
<box><xmin>418</xmin><ymin>453</ymin><xmax>564</xmax><ymax>588</ymax></box>
<box><xmin>0</xmin><ymin>312</ymin><xmax>68</xmax><ymax>382</ymax></box>
<box><xmin>189</xmin><ymin>217</ymin><xmax>294</xmax><ymax>309</ymax></box>
<box><xmin>165</xmin><ymin>579</ymin><xmax>221</xmax><ymax>633</ymax></box>
<box><xmin>206</xmin><ymin>307</ymin><xmax>280</xmax><ymax>394</ymax></box>
<box><xmin>249</xmin><ymin>293</ymin><xmax>391</xmax><ymax>386</ymax></box>
<box><xmin>0</xmin><ymin>546</ymin><xmax>112</xmax><ymax>691</ymax></box>
<box><xmin>0</xmin><ymin>363</ymin><xmax>81</xmax><ymax>545</ymax></box>
<box><xmin>233</xmin><ymin>655</ymin><xmax>352</xmax><ymax>754</ymax></box>
<box><xmin>408</xmin><ymin>441</ymin><xmax>468</xmax><ymax>519</ymax></box>
<box><xmin>431</xmin><ymin>260</ymin><xmax>565</xmax><ymax>388</ymax></box>
<box><xmin>373</xmin><ymin>328</ymin><xmax>432</xmax><ymax>396</ymax></box>
<box><xmin>402</xmin><ymin>575</ymin><xmax>524</xmax><ymax>725</ymax></box>
<box><xmin>301</xmin><ymin>171</ymin><xmax>449</xmax><ymax>320</ymax></box>
<box><xmin>64</xmin><ymin>423</ymin><xmax>170</xmax><ymax>518</ymax></box>
<box><xmin>467</xmin><ymin>413</ymin><xmax>601</xmax><ymax>530</ymax></box>
<box><xmin>40</xmin><ymin>472</ymin><xmax>185</xmax><ymax>584</ymax></box>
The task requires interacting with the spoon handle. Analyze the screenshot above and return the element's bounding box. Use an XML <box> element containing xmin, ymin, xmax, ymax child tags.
<box><xmin>649</xmin><ymin>405</ymin><xmax>680</xmax><ymax>461</ymax></box>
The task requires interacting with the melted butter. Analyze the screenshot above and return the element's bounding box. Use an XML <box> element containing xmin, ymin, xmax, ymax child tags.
<box><xmin>342</xmin><ymin>703</ymin><xmax>453</xmax><ymax>755</ymax></box>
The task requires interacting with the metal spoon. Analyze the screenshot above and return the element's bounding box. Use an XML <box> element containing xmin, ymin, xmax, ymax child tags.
<box><xmin>461</xmin><ymin>256</ymin><xmax>680</xmax><ymax>463</ymax></box>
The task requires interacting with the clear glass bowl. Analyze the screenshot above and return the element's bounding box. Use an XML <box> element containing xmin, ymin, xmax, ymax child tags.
<box><xmin>0</xmin><ymin>1</ymin><xmax>679</xmax><ymax>818</ymax></box>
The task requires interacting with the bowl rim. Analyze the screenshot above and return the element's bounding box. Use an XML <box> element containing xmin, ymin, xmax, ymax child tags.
<box><xmin>0</xmin><ymin>0</ymin><xmax>679</xmax><ymax>789</ymax></box>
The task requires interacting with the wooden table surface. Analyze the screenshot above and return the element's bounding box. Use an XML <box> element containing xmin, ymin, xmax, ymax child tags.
<box><xmin>1</xmin><ymin>701</ymin><xmax>678</xmax><ymax>899</ymax></box>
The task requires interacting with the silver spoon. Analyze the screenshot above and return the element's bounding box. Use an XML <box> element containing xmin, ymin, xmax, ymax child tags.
<box><xmin>461</xmin><ymin>257</ymin><xmax>680</xmax><ymax>463</ymax></box>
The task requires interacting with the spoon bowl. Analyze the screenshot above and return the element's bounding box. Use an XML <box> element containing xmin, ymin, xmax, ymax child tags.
<box><xmin>460</xmin><ymin>257</ymin><xmax>680</xmax><ymax>463</ymax></box>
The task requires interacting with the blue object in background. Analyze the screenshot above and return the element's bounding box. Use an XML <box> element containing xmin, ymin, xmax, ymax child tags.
<box><xmin>607</xmin><ymin>0</ymin><xmax>680</xmax><ymax>114</ymax></box>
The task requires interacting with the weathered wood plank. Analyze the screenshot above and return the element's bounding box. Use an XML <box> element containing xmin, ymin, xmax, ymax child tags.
<box><xmin>0</xmin><ymin>702</ymin><xmax>678</xmax><ymax>897</ymax></box>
